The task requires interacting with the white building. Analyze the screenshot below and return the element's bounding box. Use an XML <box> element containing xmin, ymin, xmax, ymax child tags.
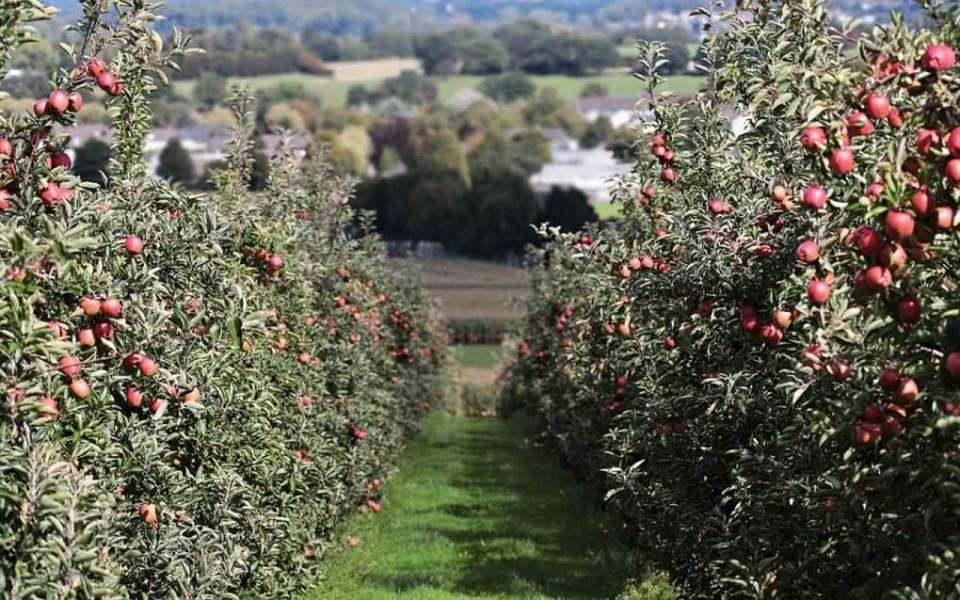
<box><xmin>573</xmin><ymin>97</ymin><xmax>641</xmax><ymax>129</ymax></box>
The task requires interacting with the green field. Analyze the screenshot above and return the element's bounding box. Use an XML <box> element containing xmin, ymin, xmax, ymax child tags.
<box><xmin>309</xmin><ymin>413</ymin><xmax>676</xmax><ymax>599</ymax></box>
<box><xmin>452</xmin><ymin>344</ymin><xmax>504</xmax><ymax>370</ymax></box>
<box><xmin>174</xmin><ymin>69</ymin><xmax>704</xmax><ymax>108</ymax></box>
<box><xmin>594</xmin><ymin>201</ymin><xmax>625</xmax><ymax>220</ymax></box>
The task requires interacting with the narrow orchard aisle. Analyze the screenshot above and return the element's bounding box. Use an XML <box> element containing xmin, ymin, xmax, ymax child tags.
<box><xmin>309</xmin><ymin>412</ymin><xmax>665</xmax><ymax>599</ymax></box>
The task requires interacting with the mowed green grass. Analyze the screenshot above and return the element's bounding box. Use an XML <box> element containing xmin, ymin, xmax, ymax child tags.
<box><xmin>174</xmin><ymin>69</ymin><xmax>704</xmax><ymax>108</ymax></box>
<box><xmin>594</xmin><ymin>201</ymin><xmax>625</xmax><ymax>220</ymax></box>
<box><xmin>452</xmin><ymin>344</ymin><xmax>503</xmax><ymax>370</ymax></box>
<box><xmin>307</xmin><ymin>413</ymin><xmax>676</xmax><ymax>599</ymax></box>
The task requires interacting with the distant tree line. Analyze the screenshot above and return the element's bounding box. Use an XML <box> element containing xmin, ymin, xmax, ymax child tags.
<box><xmin>166</xmin><ymin>18</ymin><xmax>694</xmax><ymax>82</ymax></box>
<box><xmin>176</xmin><ymin>27</ymin><xmax>332</xmax><ymax>79</ymax></box>
<box><xmin>354</xmin><ymin>101</ymin><xmax>599</xmax><ymax>260</ymax></box>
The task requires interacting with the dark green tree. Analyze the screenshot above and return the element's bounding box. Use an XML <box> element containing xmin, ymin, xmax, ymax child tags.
<box><xmin>580</xmin><ymin>82</ymin><xmax>610</xmax><ymax>98</ymax></box>
<box><xmin>380</xmin><ymin>70</ymin><xmax>438</xmax><ymax>105</ymax></box>
<box><xmin>459</xmin><ymin>37</ymin><xmax>509</xmax><ymax>74</ymax></box>
<box><xmin>479</xmin><ymin>72</ymin><xmax>536</xmax><ymax>102</ymax></box>
<box><xmin>540</xmin><ymin>186</ymin><xmax>598</xmax><ymax>231</ymax></box>
<box><xmin>302</xmin><ymin>29</ymin><xmax>341</xmax><ymax>61</ymax></box>
<box><xmin>73</xmin><ymin>138</ymin><xmax>112</xmax><ymax>186</ymax></box>
<box><xmin>414</xmin><ymin>32</ymin><xmax>460</xmax><ymax>75</ymax></box>
<box><xmin>192</xmin><ymin>72</ymin><xmax>227</xmax><ymax>109</ymax></box>
<box><xmin>157</xmin><ymin>138</ymin><xmax>195</xmax><ymax>185</ymax></box>
<box><xmin>454</xmin><ymin>173</ymin><xmax>539</xmax><ymax>258</ymax></box>
<box><xmin>580</xmin><ymin>116</ymin><xmax>615</xmax><ymax>149</ymax></box>
<box><xmin>347</xmin><ymin>84</ymin><xmax>372</xmax><ymax>107</ymax></box>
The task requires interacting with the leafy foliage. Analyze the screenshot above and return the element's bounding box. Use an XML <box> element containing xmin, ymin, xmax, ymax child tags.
<box><xmin>504</xmin><ymin>1</ymin><xmax>960</xmax><ymax>597</ymax></box>
<box><xmin>0</xmin><ymin>1</ymin><xmax>444</xmax><ymax>597</ymax></box>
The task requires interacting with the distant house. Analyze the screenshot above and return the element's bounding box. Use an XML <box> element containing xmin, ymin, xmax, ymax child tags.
<box><xmin>573</xmin><ymin>97</ymin><xmax>640</xmax><ymax>129</ymax></box>
<box><xmin>530</xmin><ymin>143</ymin><xmax>632</xmax><ymax>203</ymax></box>
<box><xmin>64</xmin><ymin>125</ymin><xmax>309</xmax><ymax>178</ymax></box>
<box><xmin>538</xmin><ymin>127</ymin><xmax>580</xmax><ymax>154</ymax></box>
<box><xmin>449</xmin><ymin>89</ymin><xmax>493</xmax><ymax>112</ymax></box>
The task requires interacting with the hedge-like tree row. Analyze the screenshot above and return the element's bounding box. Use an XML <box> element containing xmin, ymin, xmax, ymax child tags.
<box><xmin>1</xmin><ymin>2</ymin><xmax>444</xmax><ymax>597</ymax></box>
<box><xmin>504</xmin><ymin>1</ymin><xmax>960</xmax><ymax>596</ymax></box>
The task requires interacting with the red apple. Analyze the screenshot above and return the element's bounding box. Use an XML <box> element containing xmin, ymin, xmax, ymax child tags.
<box><xmin>947</xmin><ymin>159</ymin><xmax>960</xmax><ymax>183</ymax></box>
<box><xmin>100</xmin><ymin>298</ymin><xmax>122</xmax><ymax>318</ymax></box>
<box><xmin>855</xmin><ymin>226</ymin><xmax>885</xmax><ymax>258</ymax></box>
<box><xmin>933</xmin><ymin>205</ymin><xmax>955</xmax><ymax>230</ymax></box>
<box><xmin>946</xmin><ymin>352</ymin><xmax>960</xmax><ymax>380</ymax></box>
<box><xmin>80</xmin><ymin>297</ymin><xmax>101</xmax><ymax>317</ymax></box>
<box><xmin>827</xmin><ymin>358</ymin><xmax>851</xmax><ymax>381</ymax></box>
<box><xmin>882</xmin><ymin>415</ymin><xmax>903</xmax><ymax>437</ymax></box>
<box><xmin>846</xmin><ymin>112</ymin><xmax>874</xmax><ymax>137</ymax></box>
<box><xmin>48</xmin><ymin>321</ymin><xmax>68</xmax><ymax>339</ymax></box>
<box><xmin>923</xmin><ymin>43</ymin><xmax>956</xmax><ymax>71</ymax></box>
<box><xmin>885</xmin><ymin>211</ymin><xmax>915</xmax><ymax>240</ymax></box>
<box><xmin>47</xmin><ymin>90</ymin><xmax>69</xmax><ymax>114</ymax></box>
<box><xmin>773</xmin><ymin>310</ymin><xmax>793</xmax><ymax>329</ymax></box>
<box><xmin>138</xmin><ymin>357</ymin><xmax>159</xmax><ymax>377</ymax></box>
<box><xmin>807</xmin><ymin>279</ymin><xmax>831</xmax><ymax>305</ymax></box>
<box><xmin>896</xmin><ymin>295</ymin><xmax>921</xmax><ymax>324</ymax></box>
<box><xmin>865</xmin><ymin>182</ymin><xmax>884</xmax><ymax>199</ymax></box>
<box><xmin>125</xmin><ymin>235</ymin><xmax>144</xmax><ymax>254</ymax></box>
<box><xmin>126</xmin><ymin>387</ymin><xmax>143</xmax><ymax>408</ymax></box>
<box><xmin>829</xmin><ymin>147</ymin><xmax>855</xmax><ymax>174</ymax></box>
<box><xmin>864</xmin><ymin>265</ymin><xmax>893</xmax><ymax>290</ymax></box>
<box><xmin>896</xmin><ymin>378</ymin><xmax>919</xmax><ymax>404</ymax></box>
<box><xmin>39</xmin><ymin>396</ymin><xmax>59</xmax><ymax>419</ymax></box>
<box><xmin>33</xmin><ymin>99</ymin><xmax>48</xmax><ymax>117</ymax></box>
<box><xmin>864</xmin><ymin>93</ymin><xmax>891</xmax><ymax>119</ymax></box>
<box><xmin>59</xmin><ymin>356</ymin><xmax>82</xmax><ymax>378</ymax></box>
<box><xmin>880</xmin><ymin>242</ymin><xmax>908</xmax><ymax>270</ymax></box>
<box><xmin>802</xmin><ymin>185</ymin><xmax>827</xmax><ymax>209</ymax></box>
<box><xmin>87</xmin><ymin>58</ymin><xmax>106</xmax><ymax>77</ymax></box>
<box><xmin>267</xmin><ymin>255</ymin><xmax>284</xmax><ymax>272</ymax></box>
<box><xmin>800</xmin><ymin>126</ymin><xmax>827</xmax><ymax>151</ymax></box>
<box><xmin>122</xmin><ymin>353</ymin><xmax>142</xmax><ymax>370</ymax></box>
<box><xmin>69</xmin><ymin>379</ymin><xmax>91</xmax><ymax>400</ymax></box>
<box><xmin>741</xmin><ymin>305</ymin><xmax>759</xmax><ymax>333</ymax></box>
<box><xmin>887</xmin><ymin>109</ymin><xmax>903</xmax><ymax>129</ymax></box>
<box><xmin>947</xmin><ymin>127</ymin><xmax>960</xmax><ymax>157</ymax></box>
<box><xmin>916</xmin><ymin>128</ymin><xmax>940</xmax><ymax>155</ymax></box>
<box><xmin>39</xmin><ymin>182</ymin><xmax>63</xmax><ymax>207</ymax></box>
<box><xmin>910</xmin><ymin>190</ymin><xmax>934</xmax><ymax>216</ymax></box>
<box><xmin>903</xmin><ymin>156</ymin><xmax>922</xmax><ymax>175</ymax></box>
<box><xmin>50</xmin><ymin>152</ymin><xmax>72</xmax><ymax>170</ymax></box>
<box><xmin>78</xmin><ymin>328</ymin><xmax>96</xmax><ymax>347</ymax></box>
<box><xmin>796</xmin><ymin>240</ymin><xmax>819</xmax><ymax>263</ymax></box>
<box><xmin>96</xmin><ymin>71</ymin><xmax>117</xmax><ymax>94</ymax></box>
<box><xmin>771</xmin><ymin>185</ymin><xmax>789</xmax><ymax>203</ymax></box>
<box><xmin>93</xmin><ymin>321</ymin><xmax>114</xmax><ymax>339</ymax></box>
<box><xmin>863</xmin><ymin>404</ymin><xmax>884</xmax><ymax>424</ymax></box>
<box><xmin>879</xmin><ymin>368</ymin><xmax>901</xmax><ymax>390</ymax></box>
<box><xmin>708</xmin><ymin>198</ymin><xmax>732</xmax><ymax>215</ymax></box>
<box><xmin>68</xmin><ymin>92</ymin><xmax>83</xmax><ymax>113</ymax></box>
<box><xmin>760</xmin><ymin>323</ymin><xmax>783</xmax><ymax>346</ymax></box>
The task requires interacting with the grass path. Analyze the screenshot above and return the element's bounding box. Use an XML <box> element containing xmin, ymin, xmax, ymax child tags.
<box><xmin>308</xmin><ymin>413</ymin><xmax>673</xmax><ymax>599</ymax></box>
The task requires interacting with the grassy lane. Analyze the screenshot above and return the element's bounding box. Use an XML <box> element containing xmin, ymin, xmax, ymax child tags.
<box><xmin>172</xmin><ymin>71</ymin><xmax>704</xmax><ymax>108</ymax></box>
<box><xmin>452</xmin><ymin>345</ymin><xmax>504</xmax><ymax>370</ymax></box>
<box><xmin>308</xmin><ymin>413</ymin><xmax>674</xmax><ymax>599</ymax></box>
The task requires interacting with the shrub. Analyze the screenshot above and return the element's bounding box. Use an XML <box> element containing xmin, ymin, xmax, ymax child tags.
<box><xmin>0</xmin><ymin>1</ymin><xmax>444</xmax><ymax>597</ymax></box>
<box><xmin>504</xmin><ymin>2</ymin><xmax>960</xmax><ymax>596</ymax></box>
